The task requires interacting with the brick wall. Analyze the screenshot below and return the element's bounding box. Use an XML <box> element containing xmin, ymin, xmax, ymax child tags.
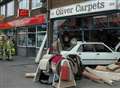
<box><xmin>51</xmin><ymin>0</ymin><xmax>84</xmax><ymax>8</ymax></box>
<box><xmin>0</xmin><ymin>0</ymin><xmax>47</xmax><ymax>22</ymax></box>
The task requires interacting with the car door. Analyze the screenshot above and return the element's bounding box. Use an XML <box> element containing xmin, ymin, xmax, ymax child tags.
<box><xmin>94</xmin><ymin>44</ymin><xmax>116</xmax><ymax>64</ymax></box>
<box><xmin>77</xmin><ymin>44</ymin><xmax>97</xmax><ymax>65</ymax></box>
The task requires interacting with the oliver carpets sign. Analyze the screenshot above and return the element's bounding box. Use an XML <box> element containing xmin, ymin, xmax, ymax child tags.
<box><xmin>50</xmin><ymin>0</ymin><xmax>117</xmax><ymax>19</ymax></box>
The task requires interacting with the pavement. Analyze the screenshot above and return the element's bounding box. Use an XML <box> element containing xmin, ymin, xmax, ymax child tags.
<box><xmin>0</xmin><ymin>56</ymin><xmax>120</xmax><ymax>88</ymax></box>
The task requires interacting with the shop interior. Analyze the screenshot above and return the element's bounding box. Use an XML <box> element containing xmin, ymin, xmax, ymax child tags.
<box><xmin>54</xmin><ymin>13</ymin><xmax>120</xmax><ymax>50</ymax></box>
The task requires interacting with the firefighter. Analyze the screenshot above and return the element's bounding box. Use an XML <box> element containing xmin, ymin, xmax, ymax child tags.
<box><xmin>3</xmin><ymin>36</ymin><xmax>14</xmax><ymax>60</ymax></box>
<box><xmin>0</xmin><ymin>34</ymin><xmax>6</xmax><ymax>60</ymax></box>
<box><xmin>0</xmin><ymin>36</ymin><xmax>3</xmax><ymax>59</ymax></box>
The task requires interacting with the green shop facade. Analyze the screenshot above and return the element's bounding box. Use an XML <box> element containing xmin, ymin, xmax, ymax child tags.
<box><xmin>50</xmin><ymin>0</ymin><xmax>120</xmax><ymax>50</ymax></box>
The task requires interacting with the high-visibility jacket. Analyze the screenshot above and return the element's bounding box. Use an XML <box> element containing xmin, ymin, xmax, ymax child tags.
<box><xmin>4</xmin><ymin>40</ymin><xmax>12</xmax><ymax>50</ymax></box>
<box><xmin>3</xmin><ymin>40</ymin><xmax>15</xmax><ymax>54</ymax></box>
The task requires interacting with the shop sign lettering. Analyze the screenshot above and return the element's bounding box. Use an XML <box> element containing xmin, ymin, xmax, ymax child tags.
<box><xmin>50</xmin><ymin>0</ymin><xmax>117</xmax><ymax>19</ymax></box>
<box><xmin>75</xmin><ymin>1</ymin><xmax>104</xmax><ymax>12</ymax></box>
<box><xmin>56</xmin><ymin>8</ymin><xmax>74</xmax><ymax>16</ymax></box>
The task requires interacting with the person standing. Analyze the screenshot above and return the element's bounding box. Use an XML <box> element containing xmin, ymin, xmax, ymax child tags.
<box><xmin>3</xmin><ymin>36</ymin><xmax>14</xmax><ymax>60</ymax></box>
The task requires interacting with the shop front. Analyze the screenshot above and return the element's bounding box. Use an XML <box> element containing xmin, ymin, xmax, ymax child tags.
<box><xmin>16</xmin><ymin>25</ymin><xmax>46</xmax><ymax>57</ymax></box>
<box><xmin>50</xmin><ymin>0</ymin><xmax>120</xmax><ymax>50</ymax></box>
<box><xmin>0</xmin><ymin>15</ymin><xmax>47</xmax><ymax>56</ymax></box>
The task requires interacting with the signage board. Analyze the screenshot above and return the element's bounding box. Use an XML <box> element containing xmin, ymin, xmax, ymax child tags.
<box><xmin>18</xmin><ymin>9</ymin><xmax>29</xmax><ymax>17</ymax></box>
<box><xmin>50</xmin><ymin>0</ymin><xmax>117</xmax><ymax>19</ymax></box>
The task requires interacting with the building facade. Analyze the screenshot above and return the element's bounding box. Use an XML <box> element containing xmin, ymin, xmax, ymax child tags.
<box><xmin>51</xmin><ymin>0</ymin><xmax>84</xmax><ymax>8</ymax></box>
<box><xmin>49</xmin><ymin>0</ymin><xmax>120</xmax><ymax>50</ymax></box>
<box><xmin>0</xmin><ymin>0</ymin><xmax>47</xmax><ymax>56</ymax></box>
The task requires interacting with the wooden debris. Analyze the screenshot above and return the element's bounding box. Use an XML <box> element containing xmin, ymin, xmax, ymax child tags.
<box><xmin>114</xmin><ymin>68</ymin><xmax>120</xmax><ymax>73</ymax></box>
<box><xmin>25</xmin><ymin>73</ymin><xmax>36</xmax><ymax>78</ymax></box>
<box><xmin>85</xmin><ymin>67</ymin><xmax>113</xmax><ymax>85</ymax></box>
<box><xmin>93</xmin><ymin>70</ymin><xmax>120</xmax><ymax>81</ymax></box>
<box><xmin>82</xmin><ymin>70</ymin><xmax>102</xmax><ymax>83</ymax></box>
<box><xmin>107</xmin><ymin>64</ymin><xmax>120</xmax><ymax>71</ymax></box>
<box><xmin>95</xmin><ymin>66</ymin><xmax>111</xmax><ymax>72</ymax></box>
<box><xmin>115</xmin><ymin>62</ymin><xmax>120</xmax><ymax>66</ymax></box>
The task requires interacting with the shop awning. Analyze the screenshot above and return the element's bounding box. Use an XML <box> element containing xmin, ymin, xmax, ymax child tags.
<box><xmin>0</xmin><ymin>15</ymin><xmax>46</xmax><ymax>30</ymax></box>
<box><xmin>0</xmin><ymin>22</ymin><xmax>12</xmax><ymax>30</ymax></box>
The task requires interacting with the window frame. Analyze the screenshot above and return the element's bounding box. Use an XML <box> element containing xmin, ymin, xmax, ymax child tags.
<box><xmin>36</xmin><ymin>31</ymin><xmax>46</xmax><ymax>48</ymax></box>
<box><xmin>36</xmin><ymin>25</ymin><xmax>47</xmax><ymax>48</ymax></box>
<box><xmin>94</xmin><ymin>44</ymin><xmax>112</xmax><ymax>52</ymax></box>
<box><xmin>19</xmin><ymin>0</ymin><xmax>29</xmax><ymax>9</ymax></box>
<box><xmin>17</xmin><ymin>27</ymin><xmax>28</xmax><ymax>47</ymax></box>
<box><xmin>17</xmin><ymin>26</ymin><xmax>47</xmax><ymax>48</ymax></box>
<box><xmin>0</xmin><ymin>5</ymin><xmax>5</xmax><ymax>16</ymax></box>
<box><xmin>7</xmin><ymin>1</ymin><xmax>15</xmax><ymax>17</ymax></box>
<box><xmin>82</xmin><ymin>44</ymin><xmax>95</xmax><ymax>52</ymax></box>
<box><xmin>31</xmin><ymin>0</ymin><xmax>43</xmax><ymax>10</ymax></box>
<box><xmin>77</xmin><ymin>43</ymin><xmax>112</xmax><ymax>53</ymax></box>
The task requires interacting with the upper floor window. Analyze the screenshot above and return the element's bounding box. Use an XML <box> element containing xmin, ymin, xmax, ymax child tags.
<box><xmin>0</xmin><ymin>5</ymin><xmax>5</xmax><ymax>16</ymax></box>
<box><xmin>0</xmin><ymin>0</ymin><xmax>3</xmax><ymax>2</ymax></box>
<box><xmin>7</xmin><ymin>1</ymin><xmax>14</xmax><ymax>17</ymax></box>
<box><xmin>19</xmin><ymin>0</ymin><xmax>29</xmax><ymax>9</ymax></box>
<box><xmin>32</xmin><ymin>0</ymin><xmax>43</xmax><ymax>10</ymax></box>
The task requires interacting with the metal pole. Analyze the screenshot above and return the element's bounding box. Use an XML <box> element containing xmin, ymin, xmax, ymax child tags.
<box><xmin>47</xmin><ymin>0</ymin><xmax>53</xmax><ymax>48</ymax></box>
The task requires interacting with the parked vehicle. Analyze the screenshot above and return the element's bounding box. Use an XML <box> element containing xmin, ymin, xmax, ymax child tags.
<box><xmin>61</xmin><ymin>42</ymin><xmax>120</xmax><ymax>65</ymax></box>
